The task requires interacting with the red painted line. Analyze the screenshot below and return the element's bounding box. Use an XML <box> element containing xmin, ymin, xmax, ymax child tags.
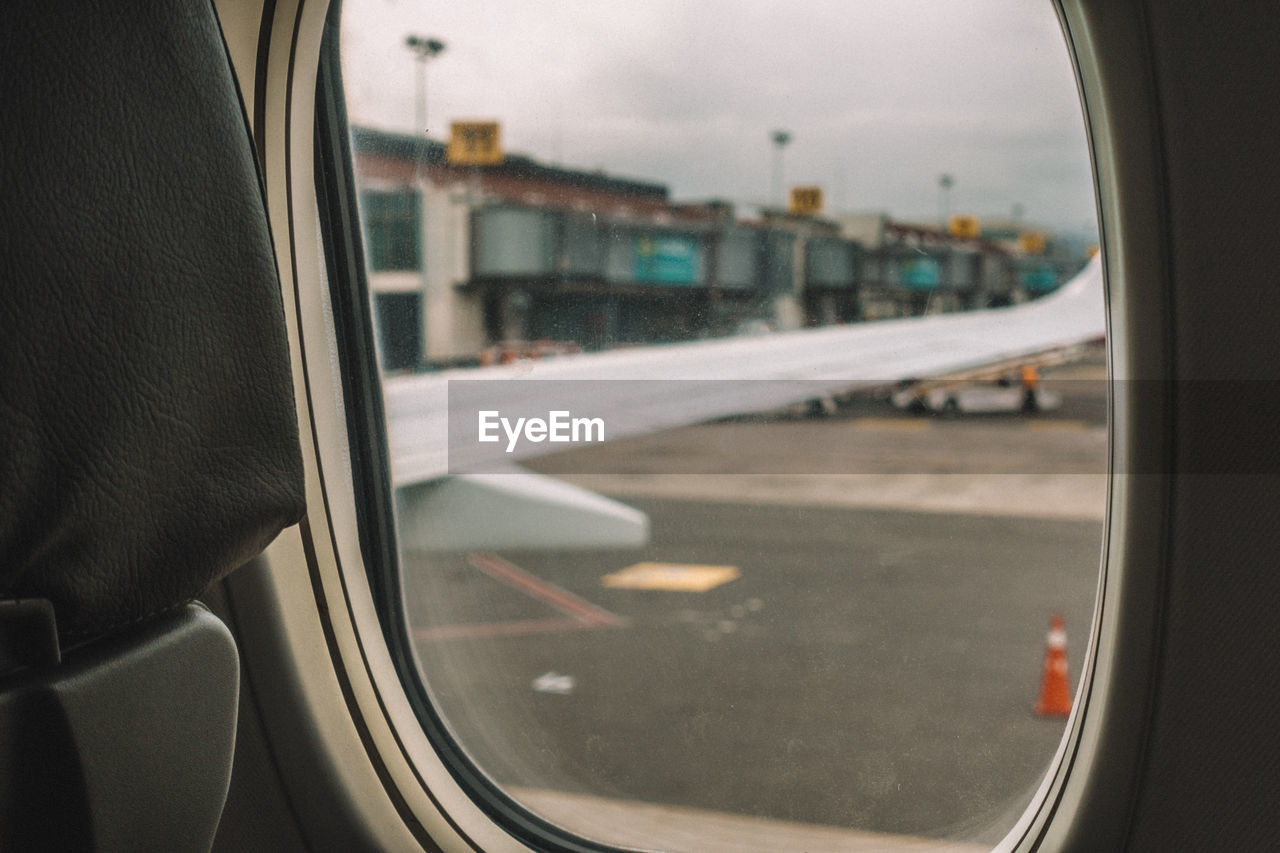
<box><xmin>413</xmin><ymin>617</ymin><xmax>591</xmax><ymax>642</ymax></box>
<box><xmin>467</xmin><ymin>551</ymin><xmax>626</xmax><ymax>628</ymax></box>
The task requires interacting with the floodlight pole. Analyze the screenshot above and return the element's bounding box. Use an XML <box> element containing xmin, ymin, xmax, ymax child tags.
<box><xmin>405</xmin><ymin>35</ymin><xmax>446</xmax><ymax>135</ymax></box>
<box><xmin>771</xmin><ymin>130</ymin><xmax>792</xmax><ymax>208</ymax></box>
<box><xmin>938</xmin><ymin>173</ymin><xmax>954</xmax><ymax>228</ymax></box>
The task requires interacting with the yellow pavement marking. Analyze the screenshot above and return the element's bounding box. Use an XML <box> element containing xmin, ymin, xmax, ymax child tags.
<box><xmin>1025</xmin><ymin>419</ymin><xmax>1089</xmax><ymax>432</ymax></box>
<box><xmin>602</xmin><ymin>562</ymin><xmax>741</xmax><ymax>592</ymax></box>
<box><xmin>848</xmin><ymin>417</ymin><xmax>932</xmax><ymax>432</ymax></box>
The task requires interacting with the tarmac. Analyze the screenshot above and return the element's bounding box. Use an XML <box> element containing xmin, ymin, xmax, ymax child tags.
<box><xmin>401</xmin><ymin>353</ymin><xmax>1109</xmax><ymax>851</ymax></box>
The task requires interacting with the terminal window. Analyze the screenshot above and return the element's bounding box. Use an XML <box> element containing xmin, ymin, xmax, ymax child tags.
<box><xmin>361</xmin><ymin>189</ymin><xmax>420</xmax><ymax>272</ymax></box>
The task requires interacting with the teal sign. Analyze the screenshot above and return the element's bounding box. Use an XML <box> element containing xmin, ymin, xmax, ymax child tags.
<box><xmin>1023</xmin><ymin>265</ymin><xmax>1059</xmax><ymax>291</ymax></box>
<box><xmin>635</xmin><ymin>235</ymin><xmax>700</xmax><ymax>285</ymax></box>
<box><xmin>901</xmin><ymin>257</ymin><xmax>941</xmax><ymax>289</ymax></box>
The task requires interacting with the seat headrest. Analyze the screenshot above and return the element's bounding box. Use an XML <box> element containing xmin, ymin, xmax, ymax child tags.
<box><xmin>0</xmin><ymin>0</ymin><xmax>306</xmax><ymax>642</ymax></box>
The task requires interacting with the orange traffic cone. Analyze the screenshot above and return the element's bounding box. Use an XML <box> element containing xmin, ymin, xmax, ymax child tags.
<box><xmin>1035</xmin><ymin>614</ymin><xmax>1073</xmax><ymax>716</ymax></box>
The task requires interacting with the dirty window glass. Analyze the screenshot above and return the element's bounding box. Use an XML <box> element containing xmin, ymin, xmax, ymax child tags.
<box><xmin>340</xmin><ymin>1</ymin><xmax>1104</xmax><ymax>849</ymax></box>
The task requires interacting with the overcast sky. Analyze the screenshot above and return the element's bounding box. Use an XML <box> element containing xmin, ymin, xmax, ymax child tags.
<box><xmin>341</xmin><ymin>0</ymin><xmax>1098</xmax><ymax>236</ymax></box>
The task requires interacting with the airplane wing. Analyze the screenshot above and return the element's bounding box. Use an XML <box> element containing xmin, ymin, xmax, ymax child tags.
<box><xmin>385</xmin><ymin>256</ymin><xmax>1103</xmax><ymax>550</ymax></box>
<box><xmin>386</xmin><ymin>256</ymin><xmax>1104</xmax><ymax>482</ymax></box>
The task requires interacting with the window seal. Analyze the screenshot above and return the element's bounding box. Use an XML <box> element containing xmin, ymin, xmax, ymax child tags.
<box><xmin>311</xmin><ymin>4</ymin><xmax>635</xmax><ymax>850</ymax></box>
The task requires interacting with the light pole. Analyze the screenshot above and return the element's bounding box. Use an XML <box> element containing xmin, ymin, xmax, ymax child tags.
<box><xmin>405</xmin><ymin>35</ymin><xmax>446</xmax><ymax>135</ymax></box>
<box><xmin>938</xmin><ymin>173</ymin><xmax>954</xmax><ymax>228</ymax></box>
<box><xmin>771</xmin><ymin>130</ymin><xmax>792</xmax><ymax>208</ymax></box>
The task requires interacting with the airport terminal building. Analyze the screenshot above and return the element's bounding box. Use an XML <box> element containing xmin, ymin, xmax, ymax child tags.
<box><xmin>353</xmin><ymin>126</ymin><xmax>1083</xmax><ymax>371</ymax></box>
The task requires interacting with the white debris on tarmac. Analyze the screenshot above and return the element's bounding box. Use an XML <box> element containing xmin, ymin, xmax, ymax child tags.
<box><xmin>532</xmin><ymin>672</ymin><xmax>576</xmax><ymax>694</ymax></box>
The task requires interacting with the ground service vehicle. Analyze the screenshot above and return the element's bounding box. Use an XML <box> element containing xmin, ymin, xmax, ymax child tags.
<box><xmin>1</xmin><ymin>1</ymin><xmax>1278</xmax><ymax>851</ymax></box>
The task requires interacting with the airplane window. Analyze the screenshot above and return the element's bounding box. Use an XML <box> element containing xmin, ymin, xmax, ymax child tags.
<box><xmin>335</xmin><ymin>1</ymin><xmax>1104</xmax><ymax>849</ymax></box>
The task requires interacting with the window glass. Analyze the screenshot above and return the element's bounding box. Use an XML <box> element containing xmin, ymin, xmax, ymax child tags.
<box><xmin>339</xmin><ymin>2</ymin><xmax>1104</xmax><ymax>849</ymax></box>
<box><xmin>361</xmin><ymin>189</ymin><xmax>421</xmax><ymax>271</ymax></box>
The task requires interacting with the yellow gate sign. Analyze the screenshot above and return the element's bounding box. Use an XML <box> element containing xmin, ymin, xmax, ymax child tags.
<box><xmin>948</xmin><ymin>214</ymin><xmax>981</xmax><ymax>239</ymax></box>
<box><xmin>1019</xmin><ymin>230</ymin><xmax>1047</xmax><ymax>254</ymax></box>
<box><xmin>447</xmin><ymin>121</ymin><xmax>503</xmax><ymax>166</ymax></box>
<box><xmin>789</xmin><ymin>186</ymin><xmax>824</xmax><ymax>216</ymax></box>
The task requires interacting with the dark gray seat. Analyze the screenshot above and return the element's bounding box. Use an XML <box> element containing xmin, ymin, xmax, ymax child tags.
<box><xmin>0</xmin><ymin>1</ymin><xmax>305</xmax><ymax>849</ymax></box>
